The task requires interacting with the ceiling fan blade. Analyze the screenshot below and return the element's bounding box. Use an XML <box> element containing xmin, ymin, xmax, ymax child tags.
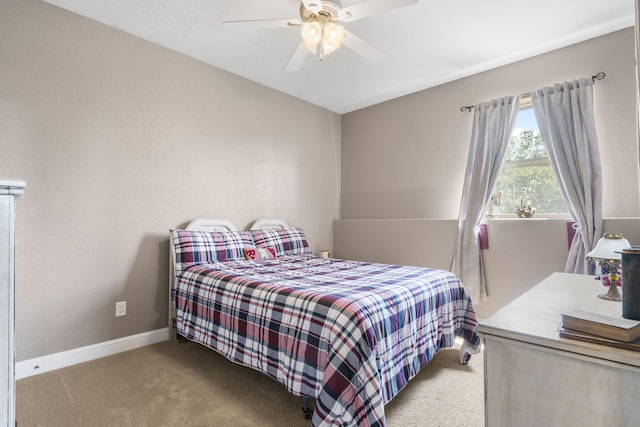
<box><xmin>337</xmin><ymin>0</ymin><xmax>419</xmax><ymax>22</ymax></box>
<box><xmin>341</xmin><ymin>30</ymin><xmax>384</xmax><ymax>63</ymax></box>
<box><xmin>285</xmin><ymin>43</ymin><xmax>310</xmax><ymax>72</ymax></box>
<box><xmin>301</xmin><ymin>0</ymin><xmax>323</xmax><ymax>15</ymax></box>
<box><xmin>222</xmin><ymin>18</ymin><xmax>301</xmax><ymax>29</ymax></box>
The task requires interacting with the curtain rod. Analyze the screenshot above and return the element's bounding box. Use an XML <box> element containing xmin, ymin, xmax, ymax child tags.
<box><xmin>459</xmin><ymin>72</ymin><xmax>606</xmax><ymax>112</ymax></box>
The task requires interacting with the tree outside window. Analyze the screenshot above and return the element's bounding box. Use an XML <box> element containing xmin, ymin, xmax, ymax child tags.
<box><xmin>491</xmin><ymin>106</ymin><xmax>568</xmax><ymax>217</ymax></box>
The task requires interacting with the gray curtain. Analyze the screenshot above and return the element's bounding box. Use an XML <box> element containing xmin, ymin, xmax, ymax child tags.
<box><xmin>452</xmin><ymin>95</ymin><xmax>520</xmax><ymax>302</ymax></box>
<box><xmin>532</xmin><ymin>78</ymin><xmax>603</xmax><ymax>274</ymax></box>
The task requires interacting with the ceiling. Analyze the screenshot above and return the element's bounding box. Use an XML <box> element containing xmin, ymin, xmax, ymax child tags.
<box><xmin>43</xmin><ymin>0</ymin><xmax>635</xmax><ymax>114</ymax></box>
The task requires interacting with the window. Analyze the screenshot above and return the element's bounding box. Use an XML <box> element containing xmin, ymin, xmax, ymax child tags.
<box><xmin>489</xmin><ymin>98</ymin><xmax>568</xmax><ymax>217</ymax></box>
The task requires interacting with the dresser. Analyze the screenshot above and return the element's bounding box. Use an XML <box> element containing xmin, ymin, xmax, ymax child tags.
<box><xmin>0</xmin><ymin>179</ymin><xmax>25</xmax><ymax>426</ymax></box>
<box><xmin>478</xmin><ymin>272</ymin><xmax>640</xmax><ymax>427</ymax></box>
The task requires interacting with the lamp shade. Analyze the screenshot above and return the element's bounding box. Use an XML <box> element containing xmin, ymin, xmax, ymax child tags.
<box><xmin>586</xmin><ymin>233</ymin><xmax>631</xmax><ymax>261</ymax></box>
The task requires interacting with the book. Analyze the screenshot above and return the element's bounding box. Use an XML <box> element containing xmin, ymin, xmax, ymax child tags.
<box><xmin>559</xmin><ymin>327</ymin><xmax>640</xmax><ymax>352</ymax></box>
<box><xmin>560</xmin><ymin>309</ymin><xmax>640</xmax><ymax>342</ymax></box>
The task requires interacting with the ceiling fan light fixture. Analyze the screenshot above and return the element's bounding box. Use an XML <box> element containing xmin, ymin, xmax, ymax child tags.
<box><xmin>301</xmin><ymin>21</ymin><xmax>322</xmax><ymax>49</ymax></box>
<box><xmin>322</xmin><ymin>39</ymin><xmax>339</xmax><ymax>57</ymax></box>
<box><xmin>323</xmin><ymin>21</ymin><xmax>345</xmax><ymax>46</ymax></box>
<box><xmin>320</xmin><ymin>22</ymin><xmax>344</xmax><ymax>58</ymax></box>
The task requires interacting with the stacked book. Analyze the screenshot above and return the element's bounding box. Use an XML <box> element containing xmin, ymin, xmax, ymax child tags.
<box><xmin>559</xmin><ymin>309</ymin><xmax>640</xmax><ymax>351</ymax></box>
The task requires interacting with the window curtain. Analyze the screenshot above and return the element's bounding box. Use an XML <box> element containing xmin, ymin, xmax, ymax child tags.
<box><xmin>532</xmin><ymin>78</ymin><xmax>603</xmax><ymax>274</ymax></box>
<box><xmin>452</xmin><ymin>95</ymin><xmax>520</xmax><ymax>302</ymax></box>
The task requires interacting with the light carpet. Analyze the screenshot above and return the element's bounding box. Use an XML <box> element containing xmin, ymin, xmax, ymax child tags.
<box><xmin>16</xmin><ymin>339</ymin><xmax>484</xmax><ymax>426</ymax></box>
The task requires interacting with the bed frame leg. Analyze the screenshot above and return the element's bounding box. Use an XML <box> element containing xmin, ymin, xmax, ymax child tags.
<box><xmin>301</xmin><ymin>397</ymin><xmax>313</xmax><ymax>420</ymax></box>
<box><xmin>459</xmin><ymin>338</ymin><xmax>480</xmax><ymax>365</ymax></box>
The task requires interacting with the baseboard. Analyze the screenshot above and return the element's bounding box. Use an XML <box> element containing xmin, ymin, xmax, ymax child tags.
<box><xmin>15</xmin><ymin>327</ymin><xmax>169</xmax><ymax>380</ymax></box>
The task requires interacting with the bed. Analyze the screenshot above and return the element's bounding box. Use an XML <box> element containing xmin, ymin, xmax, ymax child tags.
<box><xmin>169</xmin><ymin>218</ymin><xmax>481</xmax><ymax>427</ymax></box>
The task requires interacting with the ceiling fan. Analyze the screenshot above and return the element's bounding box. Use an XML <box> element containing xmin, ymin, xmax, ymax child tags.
<box><xmin>223</xmin><ymin>0</ymin><xmax>419</xmax><ymax>71</ymax></box>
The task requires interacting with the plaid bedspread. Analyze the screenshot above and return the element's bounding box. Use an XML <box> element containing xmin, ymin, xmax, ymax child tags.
<box><xmin>174</xmin><ymin>255</ymin><xmax>480</xmax><ymax>427</ymax></box>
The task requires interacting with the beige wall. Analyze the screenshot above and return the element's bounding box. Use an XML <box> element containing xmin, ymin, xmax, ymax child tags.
<box><xmin>338</xmin><ymin>28</ymin><xmax>640</xmax><ymax>316</ymax></box>
<box><xmin>341</xmin><ymin>28</ymin><xmax>640</xmax><ymax>219</ymax></box>
<box><xmin>333</xmin><ymin>219</ymin><xmax>458</xmax><ymax>270</ymax></box>
<box><xmin>0</xmin><ymin>0</ymin><xmax>341</xmax><ymax>360</ymax></box>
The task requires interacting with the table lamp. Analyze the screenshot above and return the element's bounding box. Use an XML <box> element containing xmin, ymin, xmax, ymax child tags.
<box><xmin>586</xmin><ymin>232</ymin><xmax>631</xmax><ymax>301</ymax></box>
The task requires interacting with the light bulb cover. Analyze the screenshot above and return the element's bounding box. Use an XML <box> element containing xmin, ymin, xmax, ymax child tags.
<box><xmin>322</xmin><ymin>39</ymin><xmax>339</xmax><ymax>55</ymax></box>
<box><xmin>301</xmin><ymin>21</ymin><xmax>322</xmax><ymax>46</ymax></box>
<box><xmin>323</xmin><ymin>22</ymin><xmax>345</xmax><ymax>46</ymax></box>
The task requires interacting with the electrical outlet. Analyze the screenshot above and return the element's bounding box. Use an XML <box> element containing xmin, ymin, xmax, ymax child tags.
<box><xmin>115</xmin><ymin>301</ymin><xmax>126</xmax><ymax>317</ymax></box>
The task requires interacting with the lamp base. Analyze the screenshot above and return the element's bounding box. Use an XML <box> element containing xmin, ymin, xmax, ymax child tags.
<box><xmin>598</xmin><ymin>281</ymin><xmax>622</xmax><ymax>302</ymax></box>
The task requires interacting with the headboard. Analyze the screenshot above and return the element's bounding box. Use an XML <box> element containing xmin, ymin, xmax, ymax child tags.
<box><xmin>250</xmin><ymin>218</ymin><xmax>290</xmax><ymax>230</ymax></box>
<box><xmin>185</xmin><ymin>218</ymin><xmax>240</xmax><ymax>232</ymax></box>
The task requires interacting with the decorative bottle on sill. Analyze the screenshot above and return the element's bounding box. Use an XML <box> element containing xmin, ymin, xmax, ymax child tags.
<box><xmin>515</xmin><ymin>188</ymin><xmax>535</xmax><ymax>218</ymax></box>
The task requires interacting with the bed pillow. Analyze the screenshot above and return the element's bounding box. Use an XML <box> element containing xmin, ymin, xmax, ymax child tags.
<box><xmin>170</xmin><ymin>229</ymin><xmax>254</xmax><ymax>275</ymax></box>
<box><xmin>244</xmin><ymin>247</ymin><xmax>277</xmax><ymax>261</ymax></box>
<box><xmin>249</xmin><ymin>227</ymin><xmax>311</xmax><ymax>256</ymax></box>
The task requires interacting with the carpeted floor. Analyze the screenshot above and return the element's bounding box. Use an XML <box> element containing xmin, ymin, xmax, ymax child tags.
<box><xmin>16</xmin><ymin>339</ymin><xmax>484</xmax><ymax>426</ymax></box>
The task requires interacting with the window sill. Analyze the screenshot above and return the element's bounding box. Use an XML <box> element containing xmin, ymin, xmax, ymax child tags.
<box><xmin>484</xmin><ymin>215</ymin><xmax>572</xmax><ymax>221</ymax></box>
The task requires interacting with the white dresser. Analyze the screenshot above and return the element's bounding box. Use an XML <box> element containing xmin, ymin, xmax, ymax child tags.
<box><xmin>0</xmin><ymin>179</ymin><xmax>25</xmax><ymax>426</ymax></box>
<box><xmin>478</xmin><ymin>272</ymin><xmax>640</xmax><ymax>427</ymax></box>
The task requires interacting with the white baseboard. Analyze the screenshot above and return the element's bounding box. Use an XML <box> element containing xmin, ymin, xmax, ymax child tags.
<box><xmin>16</xmin><ymin>328</ymin><xmax>169</xmax><ymax>380</ymax></box>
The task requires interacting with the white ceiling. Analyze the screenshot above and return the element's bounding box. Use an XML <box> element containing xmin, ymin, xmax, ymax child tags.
<box><xmin>43</xmin><ymin>0</ymin><xmax>635</xmax><ymax>114</ymax></box>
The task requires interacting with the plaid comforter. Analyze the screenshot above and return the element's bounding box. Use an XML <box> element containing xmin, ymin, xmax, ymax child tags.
<box><xmin>174</xmin><ymin>255</ymin><xmax>480</xmax><ymax>426</ymax></box>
